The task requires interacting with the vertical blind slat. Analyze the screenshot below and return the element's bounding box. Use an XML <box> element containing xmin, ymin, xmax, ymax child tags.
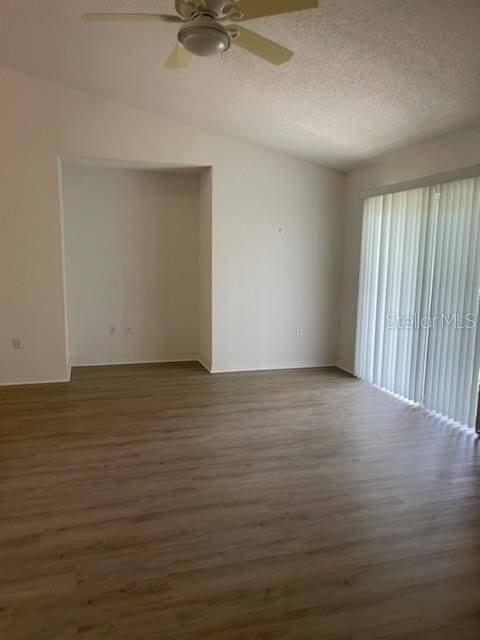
<box><xmin>355</xmin><ymin>177</ymin><xmax>480</xmax><ymax>429</ymax></box>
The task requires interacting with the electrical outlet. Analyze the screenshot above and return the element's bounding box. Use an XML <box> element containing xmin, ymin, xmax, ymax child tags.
<box><xmin>12</xmin><ymin>337</ymin><xmax>23</xmax><ymax>350</ymax></box>
<box><xmin>109</xmin><ymin>325</ymin><xmax>116</xmax><ymax>336</ymax></box>
<box><xmin>296</xmin><ymin>328</ymin><xmax>304</xmax><ymax>339</ymax></box>
<box><xmin>126</xmin><ymin>326</ymin><xmax>133</xmax><ymax>335</ymax></box>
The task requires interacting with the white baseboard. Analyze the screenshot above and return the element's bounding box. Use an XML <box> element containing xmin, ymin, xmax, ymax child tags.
<box><xmin>71</xmin><ymin>357</ymin><xmax>199</xmax><ymax>368</ymax></box>
<box><xmin>335</xmin><ymin>363</ymin><xmax>355</xmax><ymax>376</ymax></box>
<box><xmin>0</xmin><ymin>378</ymin><xmax>70</xmax><ymax>388</ymax></box>
<box><xmin>210</xmin><ymin>361</ymin><xmax>337</xmax><ymax>374</ymax></box>
<box><xmin>0</xmin><ymin>360</ymin><xmax>350</xmax><ymax>387</ymax></box>
<box><xmin>197</xmin><ymin>358</ymin><xmax>212</xmax><ymax>373</ymax></box>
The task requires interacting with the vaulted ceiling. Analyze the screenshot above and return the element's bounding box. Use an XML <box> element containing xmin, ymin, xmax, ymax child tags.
<box><xmin>1</xmin><ymin>0</ymin><xmax>479</xmax><ymax>169</ymax></box>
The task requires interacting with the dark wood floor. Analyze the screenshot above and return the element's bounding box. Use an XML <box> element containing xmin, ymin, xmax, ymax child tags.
<box><xmin>1</xmin><ymin>363</ymin><xmax>479</xmax><ymax>639</ymax></box>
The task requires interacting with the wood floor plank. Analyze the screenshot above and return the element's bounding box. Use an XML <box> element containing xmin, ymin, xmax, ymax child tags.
<box><xmin>0</xmin><ymin>363</ymin><xmax>479</xmax><ymax>638</ymax></box>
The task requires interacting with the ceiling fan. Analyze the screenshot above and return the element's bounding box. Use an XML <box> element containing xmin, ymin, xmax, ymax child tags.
<box><xmin>83</xmin><ymin>0</ymin><xmax>319</xmax><ymax>68</ymax></box>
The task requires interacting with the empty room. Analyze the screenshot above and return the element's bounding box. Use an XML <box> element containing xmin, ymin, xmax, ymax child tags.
<box><xmin>0</xmin><ymin>1</ymin><xmax>479</xmax><ymax>638</ymax></box>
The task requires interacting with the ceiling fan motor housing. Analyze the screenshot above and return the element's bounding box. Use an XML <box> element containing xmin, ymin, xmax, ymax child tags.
<box><xmin>178</xmin><ymin>17</ymin><xmax>231</xmax><ymax>56</ymax></box>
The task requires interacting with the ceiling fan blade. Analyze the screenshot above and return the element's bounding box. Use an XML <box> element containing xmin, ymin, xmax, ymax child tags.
<box><xmin>228</xmin><ymin>26</ymin><xmax>293</xmax><ymax>65</ymax></box>
<box><xmin>83</xmin><ymin>13</ymin><xmax>184</xmax><ymax>24</ymax></box>
<box><xmin>234</xmin><ymin>0</ymin><xmax>319</xmax><ymax>21</ymax></box>
<box><xmin>165</xmin><ymin>44</ymin><xmax>192</xmax><ymax>69</ymax></box>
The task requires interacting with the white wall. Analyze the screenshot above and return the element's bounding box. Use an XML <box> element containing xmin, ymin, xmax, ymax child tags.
<box><xmin>213</xmin><ymin>163</ymin><xmax>345</xmax><ymax>372</ymax></box>
<box><xmin>0</xmin><ymin>65</ymin><xmax>344</xmax><ymax>384</ymax></box>
<box><xmin>338</xmin><ymin>127</ymin><xmax>480</xmax><ymax>373</ymax></box>
<box><xmin>62</xmin><ymin>165</ymin><xmax>200</xmax><ymax>366</ymax></box>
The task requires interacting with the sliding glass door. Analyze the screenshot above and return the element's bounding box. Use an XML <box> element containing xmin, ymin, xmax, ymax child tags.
<box><xmin>355</xmin><ymin>176</ymin><xmax>480</xmax><ymax>429</ymax></box>
<box><xmin>423</xmin><ymin>178</ymin><xmax>480</xmax><ymax>428</ymax></box>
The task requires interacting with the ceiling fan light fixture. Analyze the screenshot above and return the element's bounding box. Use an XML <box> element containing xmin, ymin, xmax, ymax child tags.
<box><xmin>178</xmin><ymin>21</ymin><xmax>231</xmax><ymax>56</ymax></box>
<box><xmin>83</xmin><ymin>0</ymin><xmax>321</xmax><ymax>68</ymax></box>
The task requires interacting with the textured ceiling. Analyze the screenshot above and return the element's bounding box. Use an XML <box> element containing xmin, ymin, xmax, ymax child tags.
<box><xmin>1</xmin><ymin>0</ymin><xmax>479</xmax><ymax>169</ymax></box>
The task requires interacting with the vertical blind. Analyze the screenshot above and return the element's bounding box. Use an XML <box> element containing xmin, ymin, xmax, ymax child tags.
<box><xmin>355</xmin><ymin>176</ymin><xmax>480</xmax><ymax>429</ymax></box>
